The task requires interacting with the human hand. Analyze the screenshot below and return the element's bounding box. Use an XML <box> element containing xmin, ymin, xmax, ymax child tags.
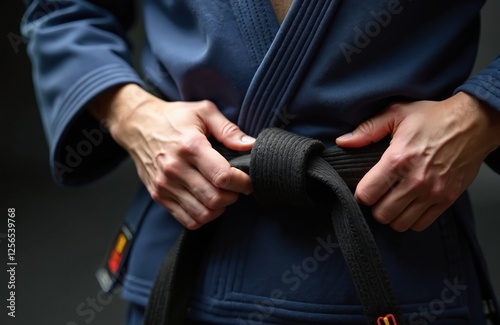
<box><xmin>336</xmin><ymin>92</ymin><xmax>500</xmax><ymax>232</ymax></box>
<box><xmin>89</xmin><ymin>84</ymin><xmax>254</xmax><ymax>229</ymax></box>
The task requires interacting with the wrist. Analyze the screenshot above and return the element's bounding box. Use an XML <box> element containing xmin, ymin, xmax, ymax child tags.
<box><xmin>87</xmin><ymin>83</ymin><xmax>155</xmax><ymax>131</ymax></box>
<box><xmin>455</xmin><ymin>91</ymin><xmax>500</xmax><ymax>151</ymax></box>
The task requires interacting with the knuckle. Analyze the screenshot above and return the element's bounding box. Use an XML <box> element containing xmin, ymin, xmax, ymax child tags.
<box><xmin>386</xmin><ymin>155</ymin><xmax>404</xmax><ymax>176</ymax></box>
<box><xmin>211</xmin><ymin>167</ymin><xmax>231</xmax><ymax>188</ymax></box>
<box><xmin>161</xmin><ymin>159</ymin><xmax>180</xmax><ymax>177</ymax></box>
<box><xmin>387</xmin><ymin>102</ymin><xmax>404</xmax><ymax>113</ymax></box>
<box><xmin>205</xmin><ymin>191</ymin><xmax>237</xmax><ymax>210</ymax></box>
<box><xmin>428</xmin><ymin>181</ymin><xmax>446</xmax><ymax>200</ymax></box>
<box><xmin>195</xmin><ymin>208</ymin><xmax>216</xmax><ymax>224</ymax></box>
<box><xmin>386</xmin><ymin>103</ymin><xmax>409</xmax><ymax>120</ymax></box>
<box><xmin>355</xmin><ymin>189</ymin><xmax>376</xmax><ymax>206</ymax></box>
<box><xmin>153</xmin><ymin>174</ymin><xmax>169</xmax><ymax>190</ymax></box>
<box><xmin>388</xmin><ymin>153</ymin><xmax>418</xmax><ymax>177</ymax></box>
<box><xmin>205</xmin><ymin>192</ymin><xmax>222</xmax><ymax>210</ymax></box>
<box><xmin>372</xmin><ymin>209</ymin><xmax>392</xmax><ymax>225</ymax></box>
<box><xmin>178</xmin><ymin>133</ymin><xmax>205</xmax><ymax>156</ymax></box>
<box><xmin>150</xmin><ymin>188</ymin><xmax>162</xmax><ymax>203</ymax></box>
<box><xmin>197</xmin><ymin>100</ymin><xmax>216</xmax><ymax>114</ymax></box>
<box><xmin>220</xmin><ymin>121</ymin><xmax>241</xmax><ymax>137</ymax></box>
<box><xmin>357</xmin><ymin>119</ymin><xmax>376</xmax><ymax>136</ymax></box>
<box><xmin>409</xmin><ymin>173</ymin><xmax>426</xmax><ymax>189</ymax></box>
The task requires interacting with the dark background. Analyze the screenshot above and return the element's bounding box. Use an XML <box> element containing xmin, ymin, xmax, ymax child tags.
<box><xmin>1</xmin><ymin>1</ymin><xmax>499</xmax><ymax>324</ymax></box>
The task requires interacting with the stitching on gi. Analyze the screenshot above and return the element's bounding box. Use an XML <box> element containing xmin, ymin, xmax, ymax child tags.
<box><xmin>229</xmin><ymin>0</ymin><xmax>260</xmax><ymax>67</ymax></box>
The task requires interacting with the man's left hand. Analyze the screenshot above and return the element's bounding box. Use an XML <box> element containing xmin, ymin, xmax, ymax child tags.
<box><xmin>336</xmin><ymin>92</ymin><xmax>500</xmax><ymax>232</ymax></box>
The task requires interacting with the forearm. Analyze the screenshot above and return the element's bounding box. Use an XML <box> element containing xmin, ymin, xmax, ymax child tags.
<box><xmin>22</xmin><ymin>1</ymin><xmax>143</xmax><ymax>185</ymax></box>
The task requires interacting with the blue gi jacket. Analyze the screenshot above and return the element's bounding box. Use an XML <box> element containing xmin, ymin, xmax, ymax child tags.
<box><xmin>22</xmin><ymin>0</ymin><xmax>500</xmax><ymax>323</ymax></box>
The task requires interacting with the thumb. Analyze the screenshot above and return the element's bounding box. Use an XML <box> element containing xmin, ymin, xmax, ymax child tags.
<box><xmin>202</xmin><ymin>102</ymin><xmax>255</xmax><ymax>151</ymax></box>
<box><xmin>336</xmin><ymin>108</ymin><xmax>396</xmax><ymax>148</ymax></box>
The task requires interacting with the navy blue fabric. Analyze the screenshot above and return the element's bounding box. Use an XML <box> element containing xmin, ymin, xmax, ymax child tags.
<box><xmin>126</xmin><ymin>303</ymin><xmax>145</xmax><ymax>325</ymax></box>
<box><xmin>22</xmin><ymin>0</ymin><xmax>500</xmax><ymax>324</ymax></box>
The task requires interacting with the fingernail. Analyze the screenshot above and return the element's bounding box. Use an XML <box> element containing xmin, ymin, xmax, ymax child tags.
<box><xmin>241</xmin><ymin>135</ymin><xmax>256</xmax><ymax>144</ymax></box>
<box><xmin>337</xmin><ymin>132</ymin><xmax>353</xmax><ymax>141</ymax></box>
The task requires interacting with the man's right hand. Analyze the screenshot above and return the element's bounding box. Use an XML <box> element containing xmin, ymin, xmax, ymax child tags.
<box><xmin>88</xmin><ymin>84</ymin><xmax>255</xmax><ymax>230</ymax></box>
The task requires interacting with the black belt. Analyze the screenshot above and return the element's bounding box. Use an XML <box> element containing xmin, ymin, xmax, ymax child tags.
<box><xmin>144</xmin><ymin>127</ymin><xmax>405</xmax><ymax>325</ymax></box>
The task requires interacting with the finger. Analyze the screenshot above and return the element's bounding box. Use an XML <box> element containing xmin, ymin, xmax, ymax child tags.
<box><xmin>155</xmin><ymin>151</ymin><xmax>243</xmax><ymax>207</ymax></box>
<box><xmin>147</xmin><ymin>178</ymin><xmax>200</xmax><ymax>229</ymax></box>
<box><xmin>190</xmin><ymin>184</ymin><xmax>240</xmax><ymax>210</ymax></box>
<box><xmin>160</xmin><ymin>197</ymin><xmax>203</xmax><ymax>230</ymax></box>
<box><xmin>388</xmin><ymin>199</ymin><xmax>436</xmax><ymax>232</ymax></box>
<box><xmin>226</xmin><ymin>167</ymin><xmax>252</xmax><ymax>194</ymax></box>
<box><xmin>154</xmin><ymin>184</ymin><xmax>226</xmax><ymax>230</ymax></box>
<box><xmin>410</xmin><ymin>204</ymin><xmax>449</xmax><ymax>232</ymax></box>
<box><xmin>354</xmin><ymin>151</ymin><xmax>400</xmax><ymax>206</ymax></box>
<box><xmin>178</xmin><ymin>166</ymin><xmax>241</xmax><ymax>209</ymax></box>
<box><xmin>370</xmin><ymin>184</ymin><xmax>419</xmax><ymax>225</ymax></box>
<box><xmin>196</xmin><ymin>158</ymin><xmax>251</xmax><ymax>194</ymax></box>
<box><xmin>199</xmin><ymin>100</ymin><xmax>255</xmax><ymax>151</ymax></box>
<box><xmin>177</xmin><ymin>133</ymin><xmax>252</xmax><ymax>194</ymax></box>
<box><xmin>336</xmin><ymin>107</ymin><xmax>398</xmax><ymax>148</ymax></box>
<box><xmin>172</xmin><ymin>187</ymin><xmax>226</xmax><ymax>227</ymax></box>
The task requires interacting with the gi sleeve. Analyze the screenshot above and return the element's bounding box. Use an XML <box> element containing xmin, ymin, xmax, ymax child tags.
<box><xmin>455</xmin><ymin>56</ymin><xmax>500</xmax><ymax>174</ymax></box>
<box><xmin>21</xmin><ymin>0</ymin><xmax>145</xmax><ymax>186</ymax></box>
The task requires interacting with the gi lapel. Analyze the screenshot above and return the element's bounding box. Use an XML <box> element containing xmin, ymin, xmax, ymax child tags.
<box><xmin>236</xmin><ymin>0</ymin><xmax>343</xmax><ymax>136</ymax></box>
<box><xmin>229</xmin><ymin>0</ymin><xmax>280</xmax><ymax>69</ymax></box>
